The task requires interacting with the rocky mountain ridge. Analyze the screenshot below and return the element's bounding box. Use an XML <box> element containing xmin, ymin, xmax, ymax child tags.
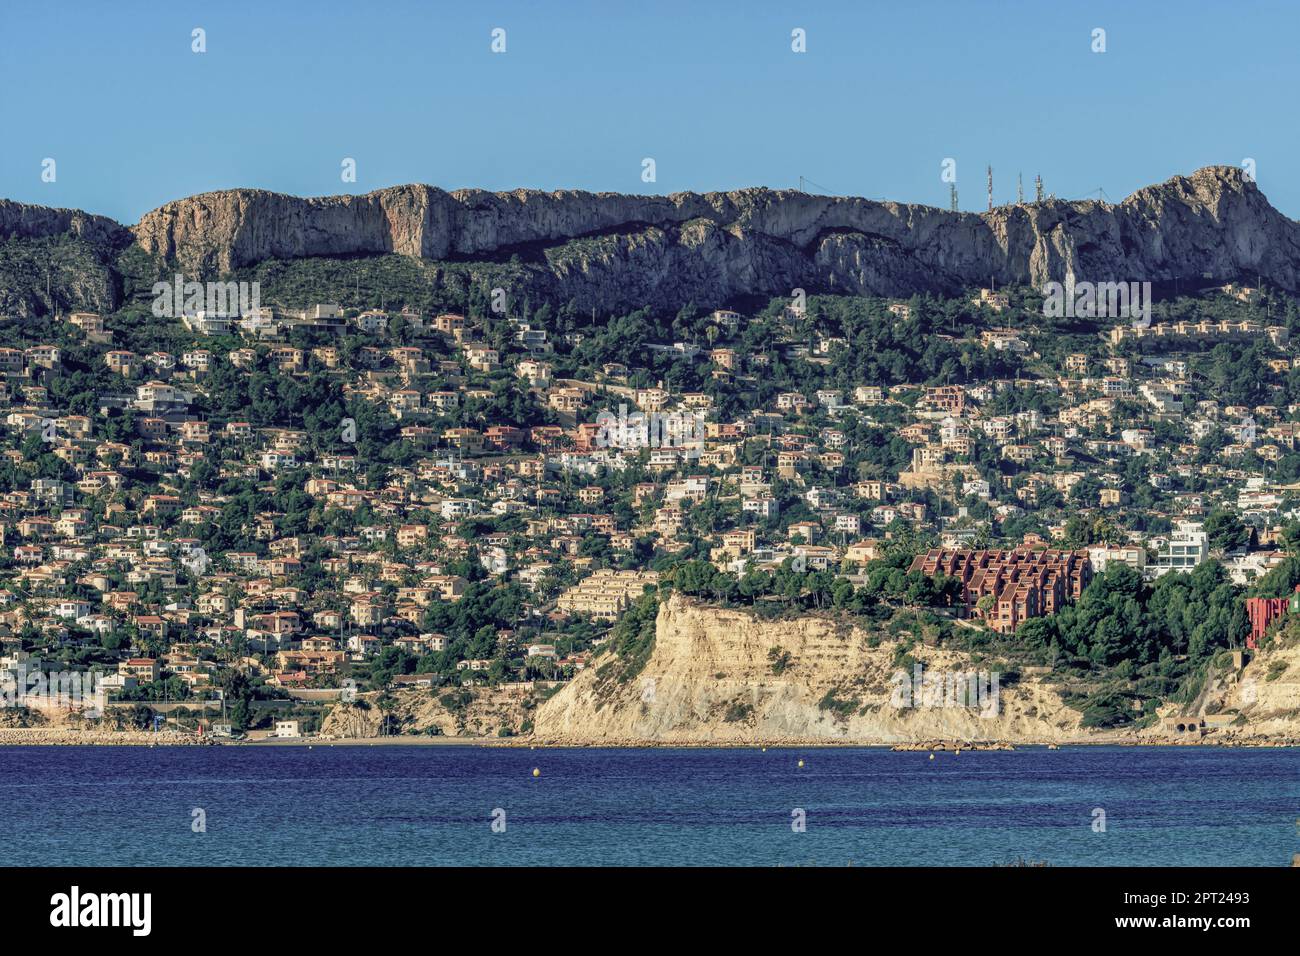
<box><xmin>3</xmin><ymin>165</ymin><xmax>1299</xmax><ymax>315</ymax></box>
<box><xmin>0</xmin><ymin>198</ymin><xmax>131</xmax><ymax>248</ymax></box>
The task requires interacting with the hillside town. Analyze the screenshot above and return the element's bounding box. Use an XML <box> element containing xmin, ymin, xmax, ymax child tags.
<box><xmin>3</xmin><ymin>278</ymin><xmax>1300</xmax><ymax>738</ymax></box>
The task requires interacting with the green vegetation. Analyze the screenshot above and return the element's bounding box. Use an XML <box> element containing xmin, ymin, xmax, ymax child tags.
<box><xmin>723</xmin><ymin>700</ymin><xmax>753</xmax><ymax>722</ymax></box>
<box><xmin>817</xmin><ymin>689</ymin><xmax>859</xmax><ymax>718</ymax></box>
<box><xmin>595</xmin><ymin>592</ymin><xmax>659</xmax><ymax>685</ymax></box>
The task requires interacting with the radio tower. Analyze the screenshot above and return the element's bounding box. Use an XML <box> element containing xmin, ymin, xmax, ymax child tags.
<box><xmin>949</xmin><ymin>183</ymin><xmax>958</xmax><ymax>212</ymax></box>
<box><xmin>1035</xmin><ymin>174</ymin><xmax>1044</xmax><ymax>203</ymax></box>
<box><xmin>986</xmin><ymin>166</ymin><xmax>993</xmax><ymax>211</ymax></box>
<box><xmin>1017</xmin><ymin>173</ymin><xmax>1024</xmax><ymax>205</ymax></box>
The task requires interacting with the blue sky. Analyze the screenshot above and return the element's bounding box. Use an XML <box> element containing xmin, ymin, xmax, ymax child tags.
<box><xmin>1</xmin><ymin>0</ymin><xmax>1295</xmax><ymax>223</ymax></box>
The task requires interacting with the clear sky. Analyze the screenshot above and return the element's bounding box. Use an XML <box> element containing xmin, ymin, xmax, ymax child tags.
<box><xmin>2</xmin><ymin>0</ymin><xmax>1295</xmax><ymax>223</ymax></box>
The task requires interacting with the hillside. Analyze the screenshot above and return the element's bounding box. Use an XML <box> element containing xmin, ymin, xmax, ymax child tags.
<box><xmin>1186</xmin><ymin>641</ymin><xmax>1300</xmax><ymax>739</ymax></box>
<box><xmin>311</xmin><ymin>594</ymin><xmax>1300</xmax><ymax>747</ymax></box>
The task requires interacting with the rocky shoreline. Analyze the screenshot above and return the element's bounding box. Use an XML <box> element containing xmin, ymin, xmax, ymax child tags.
<box><xmin>496</xmin><ymin>733</ymin><xmax>1300</xmax><ymax>749</ymax></box>
<box><xmin>2</xmin><ymin>728</ymin><xmax>1298</xmax><ymax>748</ymax></box>
<box><xmin>0</xmin><ymin>728</ymin><xmax>214</xmax><ymax>746</ymax></box>
<box><xmin>890</xmin><ymin>741</ymin><xmax>1016</xmax><ymax>752</ymax></box>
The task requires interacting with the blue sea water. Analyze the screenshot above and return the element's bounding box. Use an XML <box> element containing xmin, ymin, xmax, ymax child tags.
<box><xmin>0</xmin><ymin>745</ymin><xmax>1295</xmax><ymax>866</ymax></box>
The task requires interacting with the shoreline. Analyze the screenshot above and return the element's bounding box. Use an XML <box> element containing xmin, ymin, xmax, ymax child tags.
<box><xmin>2</xmin><ymin>728</ymin><xmax>1299</xmax><ymax>749</ymax></box>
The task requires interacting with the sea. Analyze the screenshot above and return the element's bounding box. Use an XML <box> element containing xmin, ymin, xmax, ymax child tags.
<box><xmin>1</xmin><ymin>745</ymin><xmax>1295</xmax><ymax>866</ymax></box>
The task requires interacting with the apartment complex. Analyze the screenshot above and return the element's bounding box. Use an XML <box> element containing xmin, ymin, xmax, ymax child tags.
<box><xmin>909</xmin><ymin>547</ymin><xmax>1092</xmax><ymax>634</ymax></box>
<box><xmin>555</xmin><ymin>569</ymin><xmax>660</xmax><ymax>622</ymax></box>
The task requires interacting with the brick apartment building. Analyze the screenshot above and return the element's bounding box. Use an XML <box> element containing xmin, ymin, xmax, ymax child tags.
<box><xmin>921</xmin><ymin>385</ymin><xmax>965</xmax><ymax>414</ymax></box>
<box><xmin>908</xmin><ymin>547</ymin><xmax>1092</xmax><ymax>634</ymax></box>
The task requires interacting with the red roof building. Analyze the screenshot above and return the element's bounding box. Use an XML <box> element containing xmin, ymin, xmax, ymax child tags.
<box><xmin>908</xmin><ymin>547</ymin><xmax>1092</xmax><ymax>634</ymax></box>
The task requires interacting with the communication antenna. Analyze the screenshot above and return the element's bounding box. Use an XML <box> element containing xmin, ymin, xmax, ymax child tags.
<box><xmin>949</xmin><ymin>183</ymin><xmax>958</xmax><ymax>212</ymax></box>
<box><xmin>986</xmin><ymin>166</ymin><xmax>993</xmax><ymax>211</ymax></box>
<box><xmin>1035</xmin><ymin>174</ymin><xmax>1044</xmax><ymax>203</ymax></box>
<box><xmin>798</xmin><ymin>175</ymin><xmax>839</xmax><ymax>196</ymax></box>
<box><xmin>1017</xmin><ymin>173</ymin><xmax>1024</xmax><ymax>205</ymax></box>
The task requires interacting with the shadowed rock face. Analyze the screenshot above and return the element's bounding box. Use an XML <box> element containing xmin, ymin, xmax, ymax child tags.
<box><xmin>0</xmin><ymin>199</ymin><xmax>130</xmax><ymax>248</ymax></box>
<box><xmin>126</xmin><ymin>166</ymin><xmax>1300</xmax><ymax>302</ymax></box>
<box><xmin>4</xmin><ymin>165</ymin><xmax>1299</xmax><ymax>315</ymax></box>
<box><xmin>0</xmin><ymin>201</ymin><xmax>133</xmax><ymax>316</ymax></box>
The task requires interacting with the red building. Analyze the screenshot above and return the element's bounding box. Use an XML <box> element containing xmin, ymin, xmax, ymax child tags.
<box><xmin>1245</xmin><ymin>590</ymin><xmax>1299</xmax><ymax>649</ymax></box>
<box><xmin>908</xmin><ymin>547</ymin><xmax>1091</xmax><ymax>634</ymax></box>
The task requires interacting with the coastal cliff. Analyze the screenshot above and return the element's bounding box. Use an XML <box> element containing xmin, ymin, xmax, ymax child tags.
<box><xmin>319</xmin><ymin>682</ymin><xmax>543</xmax><ymax>739</ymax></box>
<box><xmin>13</xmin><ymin>596</ymin><xmax>1299</xmax><ymax>746</ymax></box>
<box><xmin>1183</xmin><ymin>642</ymin><xmax>1300</xmax><ymax>738</ymax></box>
<box><xmin>530</xmin><ymin>594</ymin><xmax>1087</xmax><ymax>745</ymax></box>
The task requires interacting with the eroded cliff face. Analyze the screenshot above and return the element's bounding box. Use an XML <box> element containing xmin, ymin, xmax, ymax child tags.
<box><xmin>0</xmin><ymin>199</ymin><xmax>129</xmax><ymax>247</ymax></box>
<box><xmin>303</xmin><ymin>600</ymin><xmax>1300</xmax><ymax>745</ymax></box>
<box><xmin>320</xmin><ymin>684</ymin><xmax>542</xmax><ymax>739</ymax></box>
<box><xmin>1180</xmin><ymin>642</ymin><xmax>1300</xmax><ymax>740</ymax></box>
<box><xmin>531</xmin><ymin>595</ymin><xmax>1087</xmax><ymax>745</ymax></box>
<box><xmin>0</xmin><ymin>200</ymin><xmax>131</xmax><ymax>316</ymax></box>
<box><xmin>123</xmin><ymin>166</ymin><xmax>1300</xmax><ymax>311</ymax></box>
<box><xmin>5</xmin><ymin>165</ymin><xmax>1298</xmax><ymax>317</ymax></box>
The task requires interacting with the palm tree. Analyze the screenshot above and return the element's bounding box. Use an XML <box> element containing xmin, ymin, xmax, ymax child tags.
<box><xmin>376</xmin><ymin>693</ymin><xmax>396</xmax><ymax>736</ymax></box>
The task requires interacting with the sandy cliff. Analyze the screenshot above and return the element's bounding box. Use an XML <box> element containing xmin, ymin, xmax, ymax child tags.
<box><xmin>1177</xmin><ymin>641</ymin><xmax>1300</xmax><ymax>741</ymax></box>
<box><xmin>320</xmin><ymin>683</ymin><xmax>544</xmax><ymax>739</ymax></box>
<box><xmin>531</xmin><ymin>594</ymin><xmax>1089</xmax><ymax>745</ymax></box>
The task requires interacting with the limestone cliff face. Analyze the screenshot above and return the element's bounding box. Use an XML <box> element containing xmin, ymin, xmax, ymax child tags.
<box><xmin>320</xmin><ymin>684</ymin><xmax>541</xmax><ymax>739</ymax></box>
<box><xmin>6</xmin><ymin>165</ymin><xmax>1298</xmax><ymax>316</ymax></box>
<box><xmin>531</xmin><ymin>594</ymin><xmax>1086</xmax><ymax>744</ymax></box>
<box><xmin>123</xmin><ymin>166</ymin><xmax>1300</xmax><ymax>311</ymax></box>
<box><xmin>0</xmin><ymin>199</ymin><xmax>128</xmax><ymax>247</ymax></box>
<box><xmin>310</xmin><ymin>602</ymin><xmax>1300</xmax><ymax>745</ymax></box>
<box><xmin>0</xmin><ymin>200</ymin><xmax>130</xmax><ymax>316</ymax></box>
<box><xmin>130</xmin><ymin>185</ymin><xmax>726</xmax><ymax>276</ymax></box>
<box><xmin>1178</xmin><ymin>642</ymin><xmax>1300</xmax><ymax>740</ymax></box>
